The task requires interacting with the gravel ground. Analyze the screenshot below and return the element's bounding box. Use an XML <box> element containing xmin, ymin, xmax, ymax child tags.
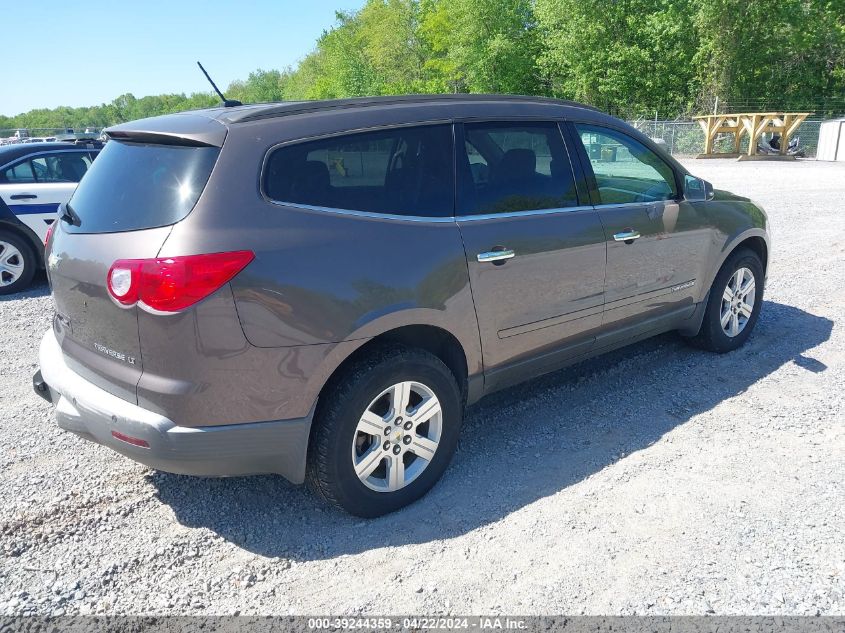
<box><xmin>1</xmin><ymin>159</ymin><xmax>843</xmax><ymax>617</ymax></box>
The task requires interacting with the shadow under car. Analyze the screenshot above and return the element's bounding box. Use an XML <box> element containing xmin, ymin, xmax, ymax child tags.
<box><xmin>149</xmin><ymin>300</ymin><xmax>831</xmax><ymax>560</ymax></box>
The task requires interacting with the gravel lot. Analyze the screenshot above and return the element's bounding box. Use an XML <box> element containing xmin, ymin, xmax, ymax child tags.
<box><xmin>1</xmin><ymin>159</ymin><xmax>843</xmax><ymax>617</ymax></box>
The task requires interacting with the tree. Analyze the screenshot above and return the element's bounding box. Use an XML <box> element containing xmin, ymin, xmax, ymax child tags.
<box><xmin>357</xmin><ymin>0</ymin><xmax>429</xmax><ymax>93</ymax></box>
<box><xmin>420</xmin><ymin>0</ymin><xmax>541</xmax><ymax>94</ymax></box>
<box><xmin>694</xmin><ymin>0</ymin><xmax>845</xmax><ymax>114</ymax></box>
<box><xmin>535</xmin><ymin>0</ymin><xmax>699</xmax><ymax>116</ymax></box>
<box><xmin>292</xmin><ymin>10</ymin><xmax>380</xmax><ymax>99</ymax></box>
<box><xmin>227</xmin><ymin>69</ymin><xmax>292</xmax><ymax>103</ymax></box>
<box><xmin>3</xmin><ymin>0</ymin><xmax>844</xmax><ymax>132</ymax></box>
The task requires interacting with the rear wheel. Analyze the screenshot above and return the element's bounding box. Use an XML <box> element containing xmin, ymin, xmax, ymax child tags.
<box><xmin>0</xmin><ymin>231</ymin><xmax>36</xmax><ymax>295</ymax></box>
<box><xmin>685</xmin><ymin>248</ymin><xmax>764</xmax><ymax>353</ymax></box>
<box><xmin>307</xmin><ymin>345</ymin><xmax>462</xmax><ymax>517</ymax></box>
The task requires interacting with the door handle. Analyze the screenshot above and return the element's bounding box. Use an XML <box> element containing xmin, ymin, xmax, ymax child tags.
<box><xmin>613</xmin><ymin>230</ymin><xmax>641</xmax><ymax>243</ymax></box>
<box><xmin>10</xmin><ymin>193</ymin><xmax>37</xmax><ymax>200</ymax></box>
<box><xmin>477</xmin><ymin>249</ymin><xmax>515</xmax><ymax>263</ymax></box>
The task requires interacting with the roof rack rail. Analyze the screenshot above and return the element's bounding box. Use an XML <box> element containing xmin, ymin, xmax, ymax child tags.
<box><xmin>230</xmin><ymin>94</ymin><xmax>600</xmax><ymax>124</ymax></box>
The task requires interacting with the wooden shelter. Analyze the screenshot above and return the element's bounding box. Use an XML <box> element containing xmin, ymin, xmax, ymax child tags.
<box><xmin>693</xmin><ymin>112</ymin><xmax>810</xmax><ymax>159</ymax></box>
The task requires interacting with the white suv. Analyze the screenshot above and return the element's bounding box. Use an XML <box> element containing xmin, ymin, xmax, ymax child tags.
<box><xmin>0</xmin><ymin>141</ymin><xmax>101</xmax><ymax>293</ymax></box>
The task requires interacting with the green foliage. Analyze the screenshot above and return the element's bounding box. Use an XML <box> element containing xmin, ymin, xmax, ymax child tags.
<box><xmin>227</xmin><ymin>69</ymin><xmax>292</xmax><ymax>103</ymax></box>
<box><xmin>3</xmin><ymin>0</ymin><xmax>843</xmax><ymax>131</ymax></box>
<box><xmin>535</xmin><ymin>0</ymin><xmax>700</xmax><ymax>115</ymax></box>
<box><xmin>694</xmin><ymin>0</ymin><xmax>845</xmax><ymax>114</ymax></box>
<box><xmin>0</xmin><ymin>92</ymin><xmax>217</xmax><ymax>131</ymax></box>
<box><xmin>295</xmin><ymin>10</ymin><xmax>381</xmax><ymax>98</ymax></box>
<box><xmin>419</xmin><ymin>0</ymin><xmax>541</xmax><ymax>93</ymax></box>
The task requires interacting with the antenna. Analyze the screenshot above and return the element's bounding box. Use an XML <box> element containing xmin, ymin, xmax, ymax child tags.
<box><xmin>196</xmin><ymin>61</ymin><xmax>242</xmax><ymax>108</ymax></box>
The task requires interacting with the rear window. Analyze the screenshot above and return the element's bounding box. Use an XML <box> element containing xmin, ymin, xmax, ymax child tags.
<box><xmin>65</xmin><ymin>140</ymin><xmax>219</xmax><ymax>233</ymax></box>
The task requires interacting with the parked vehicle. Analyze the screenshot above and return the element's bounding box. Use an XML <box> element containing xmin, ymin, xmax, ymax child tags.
<box><xmin>0</xmin><ymin>141</ymin><xmax>101</xmax><ymax>293</ymax></box>
<box><xmin>34</xmin><ymin>95</ymin><xmax>769</xmax><ymax>517</ymax></box>
<box><xmin>757</xmin><ymin>134</ymin><xmax>805</xmax><ymax>157</ymax></box>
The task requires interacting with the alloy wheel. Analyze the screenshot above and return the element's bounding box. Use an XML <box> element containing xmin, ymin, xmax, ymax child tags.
<box><xmin>0</xmin><ymin>241</ymin><xmax>25</xmax><ymax>287</ymax></box>
<box><xmin>351</xmin><ymin>381</ymin><xmax>442</xmax><ymax>492</ymax></box>
<box><xmin>720</xmin><ymin>267</ymin><xmax>756</xmax><ymax>337</ymax></box>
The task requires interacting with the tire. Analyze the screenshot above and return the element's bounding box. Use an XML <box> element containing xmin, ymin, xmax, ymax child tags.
<box><xmin>307</xmin><ymin>345</ymin><xmax>462</xmax><ymax>518</ymax></box>
<box><xmin>0</xmin><ymin>230</ymin><xmax>36</xmax><ymax>295</ymax></box>
<box><xmin>685</xmin><ymin>248</ymin><xmax>764</xmax><ymax>353</ymax></box>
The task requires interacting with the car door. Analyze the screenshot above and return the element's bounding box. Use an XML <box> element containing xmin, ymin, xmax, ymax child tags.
<box><xmin>455</xmin><ymin>121</ymin><xmax>607</xmax><ymax>390</ymax></box>
<box><xmin>0</xmin><ymin>150</ymin><xmax>92</xmax><ymax>241</ymax></box>
<box><xmin>569</xmin><ymin>122</ymin><xmax>712</xmax><ymax>336</ymax></box>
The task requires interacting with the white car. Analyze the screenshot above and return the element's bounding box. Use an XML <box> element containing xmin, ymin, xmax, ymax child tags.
<box><xmin>0</xmin><ymin>141</ymin><xmax>101</xmax><ymax>293</ymax></box>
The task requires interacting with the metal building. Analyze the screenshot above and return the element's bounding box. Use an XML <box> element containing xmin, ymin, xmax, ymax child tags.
<box><xmin>816</xmin><ymin>118</ymin><xmax>845</xmax><ymax>161</ymax></box>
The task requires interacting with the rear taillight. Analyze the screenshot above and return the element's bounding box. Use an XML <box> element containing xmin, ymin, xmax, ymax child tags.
<box><xmin>44</xmin><ymin>224</ymin><xmax>54</xmax><ymax>248</ymax></box>
<box><xmin>107</xmin><ymin>251</ymin><xmax>254</xmax><ymax>313</ymax></box>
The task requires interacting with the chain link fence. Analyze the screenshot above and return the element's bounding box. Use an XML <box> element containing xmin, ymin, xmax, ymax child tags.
<box><xmin>0</xmin><ymin>128</ymin><xmax>104</xmax><ymax>145</ymax></box>
<box><xmin>628</xmin><ymin>118</ymin><xmax>823</xmax><ymax>158</ymax></box>
<box><xmin>1</xmin><ymin>120</ymin><xmax>828</xmax><ymax>157</ymax></box>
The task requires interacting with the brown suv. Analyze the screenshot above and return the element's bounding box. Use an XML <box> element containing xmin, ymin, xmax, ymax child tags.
<box><xmin>34</xmin><ymin>95</ymin><xmax>769</xmax><ymax>517</ymax></box>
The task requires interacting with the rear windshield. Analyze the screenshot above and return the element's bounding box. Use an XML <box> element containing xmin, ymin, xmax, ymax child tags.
<box><xmin>65</xmin><ymin>140</ymin><xmax>219</xmax><ymax>233</ymax></box>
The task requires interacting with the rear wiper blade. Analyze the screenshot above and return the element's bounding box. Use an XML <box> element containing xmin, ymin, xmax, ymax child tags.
<box><xmin>59</xmin><ymin>203</ymin><xmax>81</xmax><ymax>226</ymax></box>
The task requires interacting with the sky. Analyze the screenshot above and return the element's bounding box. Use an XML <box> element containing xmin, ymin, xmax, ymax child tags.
<box><xmin>1</xmin><ymin>0</ymin><xmax>365</xmax><ymax>117</ymax></box>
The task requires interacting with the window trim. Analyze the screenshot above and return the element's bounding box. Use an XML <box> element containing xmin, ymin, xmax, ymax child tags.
<box><xmin>565</xmin><ymin>120</ymin><xmax>682</xmax><ymax>206</ymax></box>
<box><xmin>454</xmin><ymin>204</ymin><xmax>596</xmax><ymax>222</ymax></box>
<box><xmin>261</xmin><ymin>201</ymin><xmax>457</xmax><ymax>223</ymax></box>
<box><xmin>0</xmin><ymin>148</ymin><xmax>94</xmax><ymax>173</ymax></box>
<box><xmin>259</xmin><ymin>120</ymin><xmax>456</xmax><ymax>221</ymax></box>
<box><xmin>0</xmin><ymin>149</ymin><xmax>96</xmax><ymax>185</ymax></box>
<box><xmin>454</xmin><ymin>119</ymin><xmax>585</xmax><ymax>217</ymax></box>
<box><xmin>256</xmin><ymin>116</ymin><xmax>683</xmax><ymax>222</ymax></box>
<box><xmin>558</xmin><ymin>121</ymin><xmax>593</xmax><ymax>204</ymax></box>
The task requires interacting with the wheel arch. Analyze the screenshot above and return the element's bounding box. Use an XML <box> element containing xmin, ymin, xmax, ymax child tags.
<box><xmin>736</xmin><ymin>235</ymin><xmax>768</xmax><ymax>276</ymax></box>
<box><xmin>303</xmin><ymin>324</ymin><xmax>475</xmax><ymax>475</ymax></box>
<box><xmin>704</xmin><ymin>228</ymin><xmax>769</xmax><ymax>298</ymax></box>
<box><xmin>316</xmin><ymin>325</ymin><xmax>473</xmax><ymax>415</ymax></box>
<box><xmin>0</xmin><ymin>218</ymin><xmax>44</xmax><ymax>268</ymax></box>
<box><xmin>681</xmin><ymin>229</ymin><xmax>768</xmax><ymax>337</ymax></box>
<box><xmin>0</xmin><ymin>172</ymin><xmax>46</xmax><ymax>264</ymax></box>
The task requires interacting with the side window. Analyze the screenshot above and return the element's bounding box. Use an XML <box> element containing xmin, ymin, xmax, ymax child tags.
<box><xmin>31</xmin><ymin>158</ymin><xmax>51</xmax><ymax>181</ymax></box>
<box><xmin>0</xmin><ymin>152</ymin><xmax>92</xmax><ymax>185</ymax></box>
<box><xmin>458</xmin><ymin>121</ymin><xmax>578</xmax><ymax>215</ymax></box>
<box><xmin>263</xmin><ymin>124</ymin><xmax>453</xmax><ymax>217</ymax></box>
<box><xmin>36</xmin><ymin>152</ymin><xmax>93</xmax><ymax>183</ymax></box>
<box><xmin>2</xmin><ymin>160</ymin><xmax>36</xmax><ymax>183</ymax></box>
<box><xmin>574</xmin><ymin>124</ymin><xmax>677</xmax><ymax>204</ymax></box>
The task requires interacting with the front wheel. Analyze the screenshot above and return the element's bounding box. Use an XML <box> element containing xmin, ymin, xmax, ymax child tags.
<box><xmin>685</xmin><ymin>247</ymin><xmax>764</xmax><ymax>353</ymax></box>
<box><xmin>307</xmin><ymin>345</ymin><xmax>462</xmax><ymax>517</ymax></box>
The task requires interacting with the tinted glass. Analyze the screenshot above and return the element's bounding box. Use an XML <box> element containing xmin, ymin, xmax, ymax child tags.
<box><xmin>264</xmin><ymin>124</ymin><xmax>453</xmax><ymax>217</ymax></box>
<box><xmin>66</xmin><ymin>140</ymin><xmax>219</xmax><ymax>234</ymax></box>
<box><xmin>2</xmin><ymin>160</ymin><xmax>36</xmax><ymax>183</ymax></box>
<box><xmin>574</xmin><ymin>124</ymin><xmax>677</xmax><ymax>204</ymax></box>
<box><xmin>458</xmin><ymin>121</ymin><xmax>578</xmax><ymax>215</ymax></box>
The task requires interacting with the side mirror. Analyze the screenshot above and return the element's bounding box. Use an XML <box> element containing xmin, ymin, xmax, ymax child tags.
<box><xmin>684</xmin><ymin>174</ymin><xmax>714</xmax><ymax>202</ymax></box>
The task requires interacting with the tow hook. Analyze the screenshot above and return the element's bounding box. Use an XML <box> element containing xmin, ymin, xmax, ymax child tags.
<box><xmin>32</xmin><ymin>370</ymin><xmax>51</xmax><ymax>403</ymax></box>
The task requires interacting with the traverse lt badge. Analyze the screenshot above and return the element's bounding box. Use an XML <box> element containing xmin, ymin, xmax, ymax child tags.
<box><xmin>93</xmin><ymin>342</ymin><xmax>136</xmax><ymax>365</ymax></box>
<box><xmin>670</xmin><ymin>280</ymin><xmax>696</xmax><ymax>292</ymax></box>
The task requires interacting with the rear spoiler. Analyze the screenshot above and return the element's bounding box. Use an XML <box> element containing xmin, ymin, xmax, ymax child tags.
<box><xmin>105</xmin><ymin>113</ymin><xmax>227</xmax><ymax>148</ymax></box>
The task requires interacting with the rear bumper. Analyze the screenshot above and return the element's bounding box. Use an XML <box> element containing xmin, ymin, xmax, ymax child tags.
<box><xmin>36</xmin><ymin>329</ymin><xmax>313</xmax><ymax>483</ymax></box>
